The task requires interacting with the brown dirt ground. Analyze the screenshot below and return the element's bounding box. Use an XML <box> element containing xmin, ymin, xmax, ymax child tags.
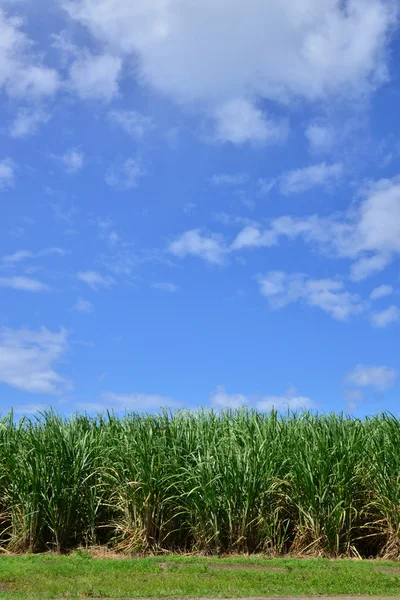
<box><xmin>157</xmin><ymin>562</ymin><xmax>288</xmax><ymax>572</ymax></box>
<box><xmin>374</xmin><ymin>566</ymin><xmax>400</xmax><ymax>575</ymax></box>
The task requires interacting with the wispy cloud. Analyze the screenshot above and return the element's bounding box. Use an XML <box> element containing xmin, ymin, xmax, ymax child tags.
<box><xmin>68</xmin><ymin>51</ymin><xmax>122</xmax><ymax>102</ymax></box>
<box><xmin>152</xmin><ymin>282</ymin><xmax>179</xmax><ymax>293</ymax></box>
<box><xmin>173</xmin><ymin>176</ymin><xmax>400</xmax><ymax>281</ymax></box>
<box><xmin>0</xmin><ymin>276</ymin><xmax>50</xmax><ymax>292</ymax></box>
<box><xmin>279</xmin><ymin>162</ymin><xmax>343</xmax><ymax>195</ymax></box>
<box><xmin>2</xmin><ymin>250</ymin><xmax>32</xmax><ymax>265</ymax></box>
<box><xmin>0</xmin><ymin>158</ymin><xmax>15</xmax><ymax>190</ymax></box>
<box><xmin>258</xmin><ymin>178</ymin><xmax>276</xmax><ymax>196</ymax></box>
<box><xmin>305</xmin><ymin>123</ymin><xmax>336</xmax><ymax>154</ymax></box>
<box><xmin>210</xmin><ymin>173</ymin><xmax>249</xmax><ymax>186</ymax></box>
<box><xmin>183</xmin><ymin>202</ymin><xmax>196</xmax><ymax>215</ymax></box>
<box><xmin>256</xmin><ymin>387</ymin><xmax>315</xmax><ymax>412</ymax></box>
<box><xmin>77</xmin><ymin>271</ymin><xmax>116</xmax><ymax>289</ymax></box>
<box><xmin>57</xmin><ymin>148</ymin><xmax>85</xmax><ymax>174</ymax></box>
<box><xmin>108</xmin><ymin>110</ymin><xmax>154</xmax><ymax>139</ymax></box>
<box><xmin>96</xmin><ymin>218</ymin><xmax>121</xmax><ymax>247</ymax></box>
<box><xmin>10</xmin><ymin>108</ymin><xmax>50</xmax><ymax>138</ymax></box>
<box><xmin>210</xmin><ymin>386</ymin><xmax>248</xmax><ymax>409</ymax></box>
<box><xmin>0</xmin><ymin>8</ymin><xmax>59</xmax><ymax>100</ymax></box>
<box><xmin>105</xmin><ymin>157</ymin><xmax>146</xmax><ymax>190</ymax></box>
<box><xmin>211</xmin><ymin>385</ymin><xmax>314</xmax><ymax>411</ymax></box>
<box><xmin>2</xmin><ymin>247</ymin><xmax>66</xmax><ymax>266</ymax></box>
<box><xmin>73</xmin><ymin>297</ymin><xmax>94</xmax><ymax>313</ymax></box>
<box><xmin>78</xmin><ymin>391</ymin><xmax>181</xmax><ymax>413</ymax></box>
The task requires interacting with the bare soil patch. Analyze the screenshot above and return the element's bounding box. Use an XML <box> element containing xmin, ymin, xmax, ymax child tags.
<box><xmin>158</xmin><ymin>561</ymin><xmax>287</xmax><ymax>572</ymax></box>
<box><xmin>374</xmin><ymin>566</ymin><xmax>400</xmax><ymax>575</ymax></box>
<box><xmin>207</xmin><ymin>563</ymin><xmax>288</xmax><ymax>572</ymax></box>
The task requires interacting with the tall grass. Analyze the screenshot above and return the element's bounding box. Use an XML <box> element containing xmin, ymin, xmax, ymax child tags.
<box><xmin>0</xmin><ymin>409</ymin><xmax>399</xmax><ymax>557</ymax></box>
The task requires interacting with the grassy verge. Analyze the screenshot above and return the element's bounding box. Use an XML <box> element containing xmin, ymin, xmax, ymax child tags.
<box><xmin>0</xmin><ymin>555</ymin><xmax>400</xmax><ymax>599</ymax></box>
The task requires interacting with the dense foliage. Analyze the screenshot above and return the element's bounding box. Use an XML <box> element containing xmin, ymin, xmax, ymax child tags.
<box><xmin>0</xmin><ymin>409</ymin><xmax>400</xmax><ymax>557</ymax></box>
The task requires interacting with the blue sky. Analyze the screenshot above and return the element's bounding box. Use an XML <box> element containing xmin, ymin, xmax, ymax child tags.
<box><xmin>1</xmin><ymin>0</ymin><xmax>400</xmax><ymax>416</ymax></box>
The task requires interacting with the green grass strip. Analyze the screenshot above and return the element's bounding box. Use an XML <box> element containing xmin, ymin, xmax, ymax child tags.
<box><xmin>1</xmin><ymin>556</ymin><xmax>400</xmax><ymax>599</ymax></box>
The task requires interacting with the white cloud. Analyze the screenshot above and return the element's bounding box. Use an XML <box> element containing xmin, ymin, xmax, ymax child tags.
<box><xmin>0</xmin><ymin>326</ymin><xmax>70</xmax><ymax>394</ymax></box>
<box><xmin>53</xmin><ymin>32</ymin><xmax>123</xmax><ymax>102</ymax></box>
<box><xmin>50</xmin><ymin>29</ymin><xmax>79</xmax><ymax>64</ymax></box>
<box><xmin>346</xmin><ymin>364</ymin><xmax>397</xmax><ymax>391</ymax></box>
<box><xmin>108</xmin><ymin>109</ymin><xmax>154</xmax><ymax>138</ymax></box>
<box><xmin>0</xmin><ymin>8</ymin><xmax>59</xmax><ymax>99</ymax></box>
<box><xmin>169</xmin><ymin>229</ymin><xmax>226</xmax><ymax>264</ymax></box>
<box><xmin>370</xmin><ymin>305</ymin><xmax>400</xmax><ymax>328</ymax></box>
<box><xmin>0</xmin><ymin>276</ymin><xmax>50</xmax><ymax>292</ymax></box>
<box><xmin>63</xmin><ymin>0</ymin><xmax>396</xmax><ymax>143</ymax></box>
<box><xmin>2</xmin><ymin>247</ymin><xmax>66</xmax><ymax>266</ymax></box>
<box><xmin>0</xmin><ymin>158</ymin><xmax>15</xmax><ymax>189</ymax></box>
<box><xmin>230</xmin><ymin>225</ymin><xmax>278</xmax><ymax>251</ymax></box>
<box><xmin>215</xmin><ymin>176</ymin><xmax>400</xmax><ymax>280</ymax></box>
<box><xmin>9</xmin><ymin>108</ymin><xmax>50</xmax><ymax>138</ymax></box>
<box><xmin>229</xmin><ymin>163</ymin><xmax>342</xmax><ymax>197</ymax></box>
<box><xmin>2</xmin><ymin>250</ymin><xmax>32</xmax><ymax>264</ymax></box>
<box><xmin>370</xmin><ymin>284</ymin><xmax>393</xmax><ymax>300</ymax></box>
<box><xmin>211</xmin><ymin>386</ymin><xmax>247</xmax><ymax>409</ymax></box>
<box><xmin>77</xmin><ymin>270</ymin><xmax>115</xmax><ymax>289</ymax></box>
<box><xmin>57</xmin><ymin>148</ymin><xmax>84</xmax><ymax>174</ymax></box>
<box><xmin>305</xmin><ymin>123</ymin><xmax>336</xmax><ymax>153</ymax></box>
<box><xmin>68</xmin><ymin>51</ymin><xmax>122</xmax><ymax>101</ymax></box>
<box><xmin>210</xmin><ymin>385</ymin><xmax>314</xmax><ymax>411</ymax></box>
<box><xmin>40</xmin><ymin>247</ymin><xmax>67</xmax><ymax>259</ymax></box>
<box><xmin>279</xmin><ymin>162</ymin><xmax>343</xmax><ymax>195</ymax></box>
<box><xmin>105</xmin><ymin>157</ymin><xmax>145</xmax><ymax>190</ymax></box>
<box><xmin>211</xmin><ymin>172</ymin><xmax>248</xmax><ymax>186</ymax></box>
<box><xmin>226</xmin><ymin>216</ymin><xmax>322</xmax><ymax>251</ymax></box>
<box><xmin>257</xmin><ymin>271</ymin><xmax>363</xmax><ymax>321</ymax></box>
<box><xmin>357</xmin><ymin>179</ymin><xmax>400</xmax><ymax>248</ymax></box>
<box><xmin>152</xmin><ymin>282</ymin><xmax>178</xmax><ymax>293</ymax></box>
<box><xmin>345</xmin><ymin>178</ymin><xmax>400</xmax><ymax>280</ymax></box>
<box><xmin>256</xmin><ymin>387</ymin><xmax>315</xmax><ymax>412</ymax></box>
<box><xmin>213</xmin><ymin>98</ymin><xmax>288</xmax><ymax>145</ymax></box>
<box><xmin>350</xmin><ymin>253</ymin><xmax>392</xmax><ymax>281</ymax></box>
<box><xmin>73</xmin><ymin>297</ymin><xmax>94</xmax><ymax>313</ymax></box>
<box><xmin>172</xmin><ymin>174</ymin><xmax>400</xmax><ymax>280</ymax></box>
<box><xmin>79</xmin><ymin>391</ymin><xmax>181</xmax><ymax>412</ymax></box>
